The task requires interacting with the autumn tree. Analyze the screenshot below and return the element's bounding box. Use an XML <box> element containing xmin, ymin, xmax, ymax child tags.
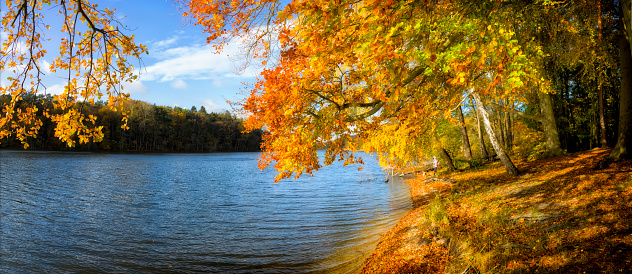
<box><xmin>179</xmin><ymin>0</ymin><xmax>578</xmax><ymax>179</ymax></box>
<box><xmin>470</xmin><ymin>97</ymin><xmax>490</xmax><ymax>160</ymax></box>
<box><xmin>1</xmin><ymin>0</ymin><xmax>147</xmax><ymax>148</ymax></box>
<box><xmin>607</xmin><ymin>0</ymin><xmax>632</xmax><ymax>159</ymax></box>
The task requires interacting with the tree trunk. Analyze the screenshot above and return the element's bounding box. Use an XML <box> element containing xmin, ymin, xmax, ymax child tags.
<box><xmin>472</xmin><ymin>93</ymin><xmax>519</xmax><ymax>175</ymax></box>
<box><xmin>472</xmin><ymin>98</ymin><xmax>490</xmax><ymax>160</ymax></box>
<box><xmin>610</xmin><ymin>34</ymin><xmax>632</xmax><ymax>159</ymax></box>
<box><xmin>599</xmin><ymin>84</ymin><xmax>608</xmax><ymax>147</ymax></box>
<box><xmin>539</xmin><ymin>92</ymin><xmax>564</xmax><ymax>156</ymax></box>
<box><xmin>456</xmin><ymin>105</ymin><xmax>473</xmax><ymax>161</ymax></box>
<box><xmin>505</xmin><ymin>111</ymin><xmax>513</xmax><ymax>149</ymax></box>
<box><xmin>439</xmin><ymin>147</ymin><xmax>455</xmax><ymax>172</ymax></box>
<box><xmin>433</xmin><ymin>135</ymin><xmax>456</xmax><ymax>172</ymax></box>
<box><xmin>498</xmin><ymin>108</ymin><xmax>505</xmax><ymax>149</ymax></box>
<box><xmin>598</xmin><ymin>0</ymin><xmax>608</xmax><ymax>148</ymax></box>
<box><xmin>622</xmin><ymin>0</ymin><xmax>632</xmax><ymax>52</ymax></box>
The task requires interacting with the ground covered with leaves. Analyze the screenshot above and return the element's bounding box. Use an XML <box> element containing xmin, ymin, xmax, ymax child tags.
<box><xmin>362</xmin><ymin>148</ymin><xmax>632</xmax><ymax>273</ymax></box>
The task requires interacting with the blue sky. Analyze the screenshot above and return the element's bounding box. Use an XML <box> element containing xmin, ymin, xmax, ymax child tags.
<box><xmin>1</xmin><ymin>0</ymin><xmax>260</xmax><ymax>113</ymax></box>
<box><xmin>106</xmin><ymin>0</ymin><xmax>260</xmax><ymax>113</ymax></box>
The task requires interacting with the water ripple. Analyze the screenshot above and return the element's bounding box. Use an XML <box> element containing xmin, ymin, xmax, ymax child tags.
<box><xmin>0</xmin><ymin>150</ymin><xmax>410</xmax><ymax>273</ymax></box>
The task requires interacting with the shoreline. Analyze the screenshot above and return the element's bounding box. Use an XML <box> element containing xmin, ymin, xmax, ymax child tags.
<box><xmin>360</xmin><ymin>173</ymin><xmax>454</xmax><ymax>273</ymax></box>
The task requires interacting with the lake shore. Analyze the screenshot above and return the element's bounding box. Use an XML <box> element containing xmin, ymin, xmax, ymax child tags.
<box><xmin>361</xmin><ymin>148</ymin><xmax>632</xmax><ymax>273</ymax></box>
<box><xmin>360</xmin><ymin>172</ymin><xmax>454</xmax><ymax>273</ymax></box>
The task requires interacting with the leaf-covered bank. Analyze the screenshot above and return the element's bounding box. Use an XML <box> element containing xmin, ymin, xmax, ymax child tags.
<box><xmin>362</xmin><ymin>148</ymin><xmax>632</xmax><ymax>273</ymax></box>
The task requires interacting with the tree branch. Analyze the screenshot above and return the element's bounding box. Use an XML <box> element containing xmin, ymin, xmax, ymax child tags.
<box><xmin>343</xmin><ymin>101</ymin><xmax>384</xmax><ymax>122</ymax></box>
<box><xmin>303</xmin><ymin>87</ymin><xmax>340</xmax><ymax>108</ymax></box>
<box><xmin>488</xmin><ymin>101</ymin><xmax>542</xmax><ymax>122</ymax></box>
<box><xmin>10</xmin><ymin>0</ymin><xmax>28</xmax><ymax>27</ymax></box>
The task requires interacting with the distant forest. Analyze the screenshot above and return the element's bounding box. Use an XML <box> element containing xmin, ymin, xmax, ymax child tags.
<box><xmin>0</xmin><ymin>94</ymin><xmax>263</xmax><ymax>152</ymax></box>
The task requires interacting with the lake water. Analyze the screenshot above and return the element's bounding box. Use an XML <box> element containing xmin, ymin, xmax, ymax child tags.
<box><xmin>0</xmin><ymin>150</ymin><xmax>410</xmax><ymax>273</ymax></box>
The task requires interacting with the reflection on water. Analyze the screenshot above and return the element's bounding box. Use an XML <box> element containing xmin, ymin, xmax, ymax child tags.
<box><xmin>0</xmin><ymin>150</ymin><xmax>410</xmax><ymax>273</ymax></box>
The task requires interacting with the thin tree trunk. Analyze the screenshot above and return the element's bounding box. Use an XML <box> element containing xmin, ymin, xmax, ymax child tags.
<box><xmin>611</xmin><ymin>33</ymin><xmax>632</xmax><ymax>159</ymax></box>
<box><xmin>472</xmin><ymin>93</ymin><xmax>519</xmax><ymax>175</ymax></box>
<box><xmin>599</xmin><ymin>85</ymin><xmax>608</xmax><ymax>147</ymax></box>
<box><xmin>505</xmin><ymin>111</ymin><xmax>513</xmax><ymax>149</ymax></box>
<box><xmin>598</xmin><ymin>0</ymin><xmax>608</xmax><ymax>148</ymax></box>
<box><xmin>497</xmin><ymin>100</ymin><xmax>506</xmax><ymax>148</ymax></box>
<box><xmin>456</xmin><ymin>105</ymin><xmax>473</xmax><ymax>161</ymax></box>
<box><xmin>498</xmin><ymin>108</ymin><xmax>505</xmax><ymax>149</ymax></box>
<box><xmin>471</xmin><ymin>98</ymin><xmax>490</xmax><ymax>160</ymax></box>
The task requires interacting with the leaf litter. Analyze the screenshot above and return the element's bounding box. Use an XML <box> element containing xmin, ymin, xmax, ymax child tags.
<box><xmin>362</xmin><ymin>148</ymin><xmax>632</xmax><ymax>273</ymax></box>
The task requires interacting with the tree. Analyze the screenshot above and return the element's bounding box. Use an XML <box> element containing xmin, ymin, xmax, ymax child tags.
<box><xmin>471</xmin><ymin>97</ymin><xmax>490</xmax><ymax>160</ymax></box>
<box><xmin>180</xmin><ymin>0</ymin><xmax>548</xmax><ymax>181</ymax></box>
<box><xmin>434</xmin><ymin>135</ymin><xmax>456</xmax><ymax>173</ymax></box>
<box><xmin>608</xmin><ymin>0</ymin><xmax>632</xmax><ymax>159</ymax></box>
<box><xmin>611</xmin><ymin>32</ymin><xmax>632</xmax><ymax>159</ymax></box>
<box><xmin>1</xmin><ymin>0</ymin><xmax>147</xmax><ymax>148</ymax></box>
<box><xmin>456</xmin><ymin>105</ymin><xmax>473</xmax><ymax>161</ymax></box>
<box><xmin>472</xmin><ymin>92</ymin><xmax>519</xmax><ymax>175</ymax></box>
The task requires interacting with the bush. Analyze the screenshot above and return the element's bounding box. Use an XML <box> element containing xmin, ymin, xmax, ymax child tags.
<box><xmin>511</xmin><ymin>121</ymin><xmax>546</xmax><ymax>161</ymax></box>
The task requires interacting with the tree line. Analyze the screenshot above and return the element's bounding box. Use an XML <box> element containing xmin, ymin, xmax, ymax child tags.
<box><xmin>0</xmin><ymin>94</ymin><xmax>263</xmax><ymax>152</ymax></box>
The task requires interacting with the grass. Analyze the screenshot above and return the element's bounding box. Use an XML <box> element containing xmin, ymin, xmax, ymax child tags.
<box><xmin>362</xmin><ymin>148</ymin><xmax>632</xmax><ymax>273</ymax></box>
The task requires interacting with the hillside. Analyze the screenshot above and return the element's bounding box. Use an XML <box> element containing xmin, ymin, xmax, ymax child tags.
<box><xmin>362</xmin><ymin>148</ymin><xmax>632</xmax><ymax>273</ymax></box>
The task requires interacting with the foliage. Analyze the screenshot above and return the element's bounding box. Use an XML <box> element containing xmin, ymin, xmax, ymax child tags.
<box><xmin>454</xmin><ymin>158</ymin><xmax>486</xmax><ymax>170</ymax></box>
<box><xmin>510</xmin><ymin>120</ymin><xmax>547</xmax><ymax>161</ymax></box>
<box><xmin>1</xmin><ymin>0</ymin><xmax>148</xmax><ymax>148</ymax></box>
<box><xmin>0</xmin><ymin>95</ymin><xmax>263</xmax><ymax>152</ymax></box>
<box><xmin>182</xmin><ymin>0</ymin><xmax>559</xmax><ymax>180</ymax></box>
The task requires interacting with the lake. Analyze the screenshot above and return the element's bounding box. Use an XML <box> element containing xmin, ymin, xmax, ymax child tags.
<box><xmin>0</xmin><ymin>150</ymin><xmax>410</xmax><ymax>273</ymax></box>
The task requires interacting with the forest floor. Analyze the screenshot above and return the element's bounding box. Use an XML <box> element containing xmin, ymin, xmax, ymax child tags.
<box><xmin>361</xmin><ymin>148</ymin><xmax>632</xmax><ymax>273</ymax></box>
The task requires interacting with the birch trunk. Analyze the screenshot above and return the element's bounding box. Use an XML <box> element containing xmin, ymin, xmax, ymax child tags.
<box><xmin>471</xmin><ymin>98</ymin><xmax>490</xmax><ymax>160</ymax></box>
<box><xmin>472</xmin><ymin>93</ymin><xmax>519</xmax><ymax>175</ymax></box>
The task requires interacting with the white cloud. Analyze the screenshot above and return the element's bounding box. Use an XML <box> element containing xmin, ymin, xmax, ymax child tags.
<box><xmin>39</xmin><ymin>60</ymin><xmax>51</xmax><ymax>74</ymax></box>
<box><xmin>202</xmin><ymin>99</ymin><xmax>225</xmax><ymax>113</ymax></box>
<box><xmin>123</xmin><ymin>80</ymin><xmax>148</xmax><ymax>93</ymax></box>
<box><xmin>143</xmin><ymin>44</ymin><xmax>231</xmax><ymax>82</ymax></box>
<box><xmin>44</xmin><ymin>84</ymin><xmax>66</xmax><ymax>96</ymax></box>
<box><xmin>152</xmin><ymin>36</ymin><xmax>179</xmax><ymax>50</ymax></box>
<box><xmin>140</xmin><ymin>39</ymin><xmax>262</xmax><ymax>83</ymax></box>
<box><xmin>170</xmin><ymin>79</ymin><xmax>187</xmax><ymax>89</ymax></box>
